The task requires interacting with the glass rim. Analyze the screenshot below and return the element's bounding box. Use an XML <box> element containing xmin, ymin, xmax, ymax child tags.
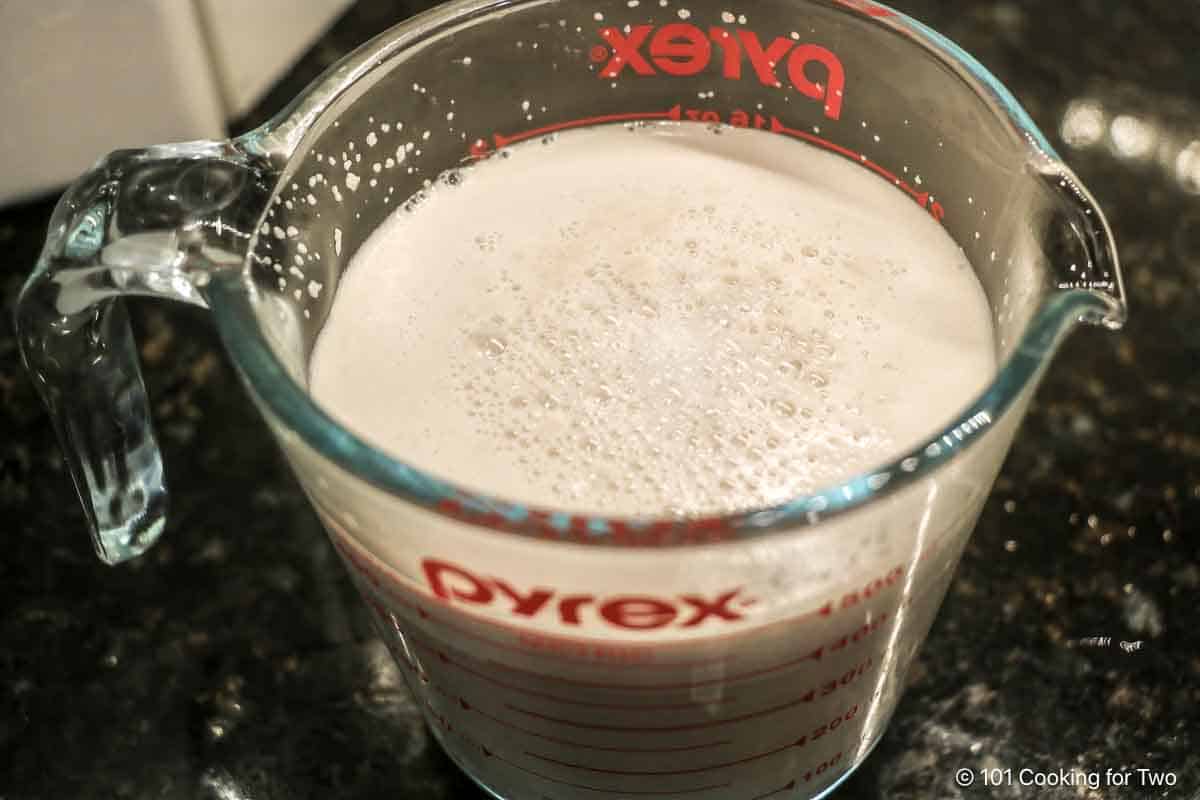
<box><xmin>212</xmin><ymin>0</ymin><xmax>1126</xmax><ymax>548</ymax></box>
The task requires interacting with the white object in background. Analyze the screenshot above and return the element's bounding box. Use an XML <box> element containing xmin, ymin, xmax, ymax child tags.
<box><xmin>0</xmin><ymin>0</ymin><xmax>224</xmax><ymax>206</ymax></box>
<box><xmin>198</xmin><ymin>0</ymin><xmax>355</xmax><ymax>120</ymax></box>
<box><xmin>0</xmin><ymin>0</ymin><xmax>353</xmax><ymax>206</ymax></box>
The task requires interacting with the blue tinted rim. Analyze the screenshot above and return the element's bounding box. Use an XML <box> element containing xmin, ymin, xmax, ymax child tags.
<box><xmin>212</xmin><ymin>0</ymin><xmax>1124</xmax><ymax>547</ymax></box>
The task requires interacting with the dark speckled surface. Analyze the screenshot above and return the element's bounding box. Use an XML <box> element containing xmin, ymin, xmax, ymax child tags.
<box><xmin>2</xmin><ymin>1</ymin><xmax>1197</xmax><ymax>798</ymax></box>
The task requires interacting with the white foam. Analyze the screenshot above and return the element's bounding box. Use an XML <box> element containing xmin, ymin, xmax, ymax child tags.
<box><xmin>310</xmin><ymin>123</ymin><xmax>995</xmax><ymax>516</ymax></box>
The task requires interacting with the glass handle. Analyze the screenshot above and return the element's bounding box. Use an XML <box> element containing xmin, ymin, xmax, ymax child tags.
<box><xmin>15</xmin><ymin>141</ymin><xmax>271</xmax><ymax>564</ymax></box>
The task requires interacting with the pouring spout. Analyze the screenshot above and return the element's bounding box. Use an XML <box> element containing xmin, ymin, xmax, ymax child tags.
<box><xmin>1043</xmin><ymin>165</ymin><xmax>1128</xmax><ymax>331</ymax></box>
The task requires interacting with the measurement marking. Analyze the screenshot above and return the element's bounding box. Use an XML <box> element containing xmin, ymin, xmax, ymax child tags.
<box><xmin>506</xmin><ymin>659</ymin><xmax>873</xmax><ymax>732</ymax></box>
<box><xmin>407</xmin><ymin>633</ymin><xmax>738</xmax><ymax>711</ymax></box>
<box><xmin>472</xmin><ymin>106</ymin><xmax>684</xmax><ymax>156</ymax></box>
<box><xmin>445</xmin><ymin>592</ymin><xmax>826</xmax><ymax>673</ymax></box>
<box><xmin>447</xmin><ymin>613</ymin><xmax>731</xmax><ymax>669</ymax></box>
<box><xmin>521</xmin><ymin>700</ymin><xmax>864</xmax><ymax>776</ymax></box>
<box><xmin>422</xmin><ymin>610</ymin><xmax>885</xmax><ymax>693</ymax></box>
<box><xmin>324</xmin><ymin>510</ymin><xmax>937</xmax><ymax>658</ymax></box>
<box><xmin>420</xmin><ymin>693</ymin><xmax>726</xmax><ymax>797</ymax></box>
<box><xmin>526</xmin><ymin>739</ymin><xmax>795</xmax><ymax>776</ymax></box>
<box><xmin>478</xmin><ymin>111</ymin><xmax>945</xmax><ymax>223</ymax></box>
<box><xmin>488</xmin><ymin>748</ymin><xmax>730</xmax><ymax>796</ymax></box>
<box><xmin>389</xmin><ymin>638</ymin><xmax>734</xmax><ymax>754</ymax></box>
<box><xmin>445</xmin><ymin>610</ymin><xmax>727</xmax><ymax>669</ymax></box>
<box><xmin>470</xmin><ymin>701</ymin><xmax>731</xmax><ymax>754</ymax></box>
<box><xmin>399</xmin><ymin>609</ymin><xmax>883</xmax><ymax>697</ymax></box>
<box><xmin>514</xmin><ymin>634</ymin><xmax>735</xmax><ymax>671</ymax></box>
<box><xmin>747</xmin><ymin>779</ymin><xmax>796</xmax><ymax>799</ymax></box>
<box><xmin>411</xmin><ymin>671</ymin><xmax>727</xmax><ymax>796</ymax></box>
<box><xmin>429</xmin><ymin>600</ymin><xmax>752</xmax><ymax>667</ymax></box>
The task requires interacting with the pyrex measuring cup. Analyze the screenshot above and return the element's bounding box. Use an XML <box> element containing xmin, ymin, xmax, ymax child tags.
<box><xmin>16</xmin><ymin>0</ymin><xmax>1126</xmax><ymax>797</ymax></box>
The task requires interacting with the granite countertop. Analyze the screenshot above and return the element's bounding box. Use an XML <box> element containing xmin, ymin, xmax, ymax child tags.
<box><xmin>1</xmin><ymin>1</ymin><xmax>1197</xmax><ymax>798</ymax></box>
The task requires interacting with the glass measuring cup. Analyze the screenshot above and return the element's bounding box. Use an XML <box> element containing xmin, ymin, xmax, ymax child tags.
<box><xmin>15</xmin><ymin>0</ymin><xmax>1127</xmax><ymax>797</ymax></box>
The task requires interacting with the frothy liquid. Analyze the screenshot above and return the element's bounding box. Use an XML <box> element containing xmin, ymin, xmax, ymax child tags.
<box><xmin>311</xmin><ymin>122</ymin><xmax>995</xmax><ymax>514</ymax></box>
<box><xmin>309</xmin><ymin>123</ymin><xmax>1000</xmax><ymax>799</ymax></box>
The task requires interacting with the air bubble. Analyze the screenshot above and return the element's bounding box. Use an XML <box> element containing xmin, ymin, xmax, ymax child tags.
<box><xmin>773</xmin><ymin>399</ymin><xmax>797</xmax><ymax>417</ymax></box>
<box><xmin>310</xmin><ymin>122</ymin><xmax>995</xmax><ymax>519</ymax></box>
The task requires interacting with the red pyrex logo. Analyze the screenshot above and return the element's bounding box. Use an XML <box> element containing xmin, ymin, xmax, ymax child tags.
<box><xmin>595</xmin><ymin>24</ymin><xmax>845</xmax><ymax>120</ymax></box>
<box><xmin>422</xmin><ymin>558</ymin><xmax>753</xmax><ymax>631</ymax></box>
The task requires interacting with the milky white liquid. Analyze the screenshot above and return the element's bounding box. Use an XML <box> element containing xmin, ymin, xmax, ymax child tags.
<box><xmin>309</xmin><ymin>123</ymin><xmax>998</xmax><ymax>799</ymax></box>
<box><xmin>311</xmin><ymin>123</ymin><xmax>995</xmax><ymax>515</ymax></box>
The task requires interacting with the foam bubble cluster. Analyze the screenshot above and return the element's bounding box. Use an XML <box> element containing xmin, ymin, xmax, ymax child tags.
<box><xmin>310</xmin><ymin>122</ymin><xmax>994</xmax><ymax>517</ymax></box>
<box><xmin>446</xmin><ymin>204</ymin><xmax>900</xmax><ymax>514</ymax></box>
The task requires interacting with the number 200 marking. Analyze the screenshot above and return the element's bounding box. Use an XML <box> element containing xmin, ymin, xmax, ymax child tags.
<box><xmin>793</xmin><ymin>704</ymin><xmax>860</xmax><ymax>749</ymax></box>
